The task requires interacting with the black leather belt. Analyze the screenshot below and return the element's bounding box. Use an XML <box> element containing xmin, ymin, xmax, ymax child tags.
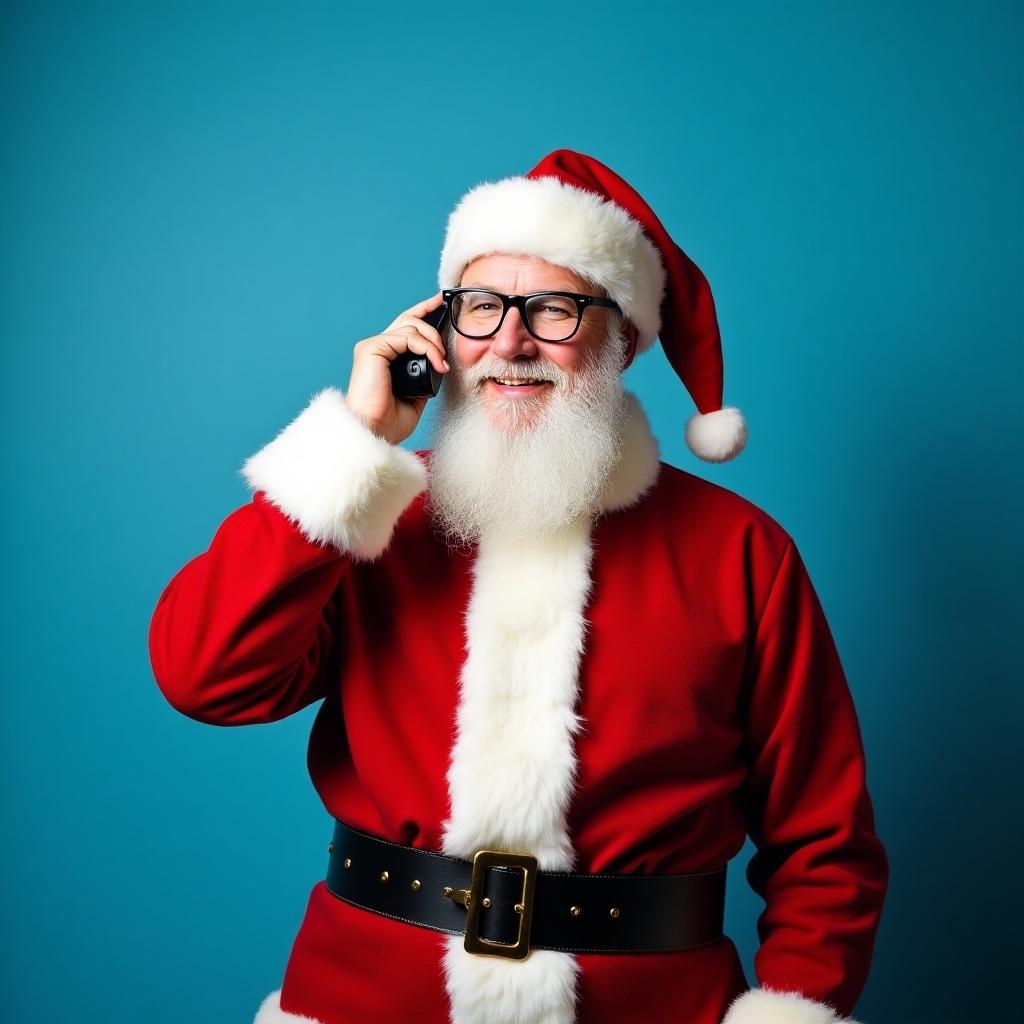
<box><xmin>325</xmin><ymin>819</ymin><xmax>726</xmax><ymax>959</ymax></box>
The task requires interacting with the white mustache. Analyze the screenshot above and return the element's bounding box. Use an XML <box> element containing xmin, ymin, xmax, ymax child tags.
<box><xmin>460</xmin><ymin>356</ymin><xmax>569</xmax><ymax>388</ymax></box>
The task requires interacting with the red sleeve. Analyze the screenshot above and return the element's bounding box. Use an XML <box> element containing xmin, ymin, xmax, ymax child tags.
<box><xmin>148</xmin><ymin>491</ymin><xmax>347</xmax><ymax>726</ymax></box>
<box><xmin>737</xmin><ymin>540</ymin><xmax>889</xmax><ymax>1018</ymax></box>
<box><xmin>148</xmin><ymin>387</ymin><xmax>429</xmax><ymax>726</ymax></box>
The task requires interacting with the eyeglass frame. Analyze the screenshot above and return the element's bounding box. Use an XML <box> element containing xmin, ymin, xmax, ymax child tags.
<box><xmin>441</xmin><ymin>287</ymin><xmax>621</xmax><ymax>343</ymax></box>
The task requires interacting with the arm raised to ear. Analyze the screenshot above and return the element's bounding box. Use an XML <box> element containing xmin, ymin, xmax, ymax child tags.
<box><xmin>149</xmin><ymin>388</ymin><xmax>427</xmax><ymax>726</ymax></box>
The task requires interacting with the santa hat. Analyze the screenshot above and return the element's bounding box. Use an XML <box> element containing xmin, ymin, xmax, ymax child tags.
<box><xmin>438</xmin><ymin>149</ymin><xmax>748</xmax><ymax>463</ymax></box>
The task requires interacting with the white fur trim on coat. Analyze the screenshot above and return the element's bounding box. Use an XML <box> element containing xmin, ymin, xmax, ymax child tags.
<box><xmin>440</xmin><ymin>517</ymin><xmax>595</xmax><ymax>1024</ymax></box>
<box><xmin>442</xmin><ymin>943</ymin><xmax>581</xmax><ymax>1024</ymax></box>
<box><xmin>438</xmin><ymin>391</ymin><xmax>661</xmax><ymax>1024</ymax></box>
<box><xmin>721</xmin><ymin>987</ymin><xmax>862</xmax><ymax>1024</ymax></box>
<box><xmin>438</xmin><ymin>175</ymin><xmax>666</xmax><ymax>353</ymax></box>
<box><xmin>252</xmin><ymin>988</ymin><xmax>322</xmax><ymax>1023</ymax></box>
<box><xmin>598</xmin><ymin>392</ymin><xmax>661</xmax><ymax>513</ymax></box>
<box><xmin>240</xmin><ymin>387</ymin><xmax>427</xmax><ymax>560</ymax></box>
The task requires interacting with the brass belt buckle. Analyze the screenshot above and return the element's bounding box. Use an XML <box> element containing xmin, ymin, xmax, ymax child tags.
<box><xmin>462</xmin><ymin>849</ymin><xmax>538</xmax><ymax>960</ymax></box>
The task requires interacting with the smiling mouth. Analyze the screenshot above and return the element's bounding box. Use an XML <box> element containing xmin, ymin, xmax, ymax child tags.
<box><xmin>486</xmin><ymin>377</ymin><xmax>550</xmax><ymax>387</ymax></box>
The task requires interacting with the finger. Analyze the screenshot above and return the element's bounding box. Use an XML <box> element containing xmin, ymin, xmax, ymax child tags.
<box><xmin>376</xmin><ymin>330</ymin><xmax>449</xmax><ymax>376</ymax></box>
<box><xmin>387</xmin><ymin>323</ymin><xmax>449</xmax><ymax>372</ymax></box>
<box><xmin>391</xmin><ymin>313</ymin><xmax>448</xmax><ymax>358</ymax></box>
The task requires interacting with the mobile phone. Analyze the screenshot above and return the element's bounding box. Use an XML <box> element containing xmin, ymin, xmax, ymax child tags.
<box><xmin>389</xmin><ymin>304</ymin><xmax>447</xmax><ymax>399</ymax></box>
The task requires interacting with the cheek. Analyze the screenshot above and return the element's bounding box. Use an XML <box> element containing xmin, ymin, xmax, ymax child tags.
<box><xmin>453</xmin><ymin>337</ymin><xmax>481</xmax><ymax>367</ymax></box>
<box><xmin>545</xmin><ymin>344</ymin><xmax>587</xmax><ymax>373</ymax></box>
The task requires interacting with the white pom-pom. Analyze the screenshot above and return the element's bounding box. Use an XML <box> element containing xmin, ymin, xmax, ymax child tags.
<box><xmin>685</xmin><ymin>405</ymin><xmax>748</xmax><ymax>463</ymax></box>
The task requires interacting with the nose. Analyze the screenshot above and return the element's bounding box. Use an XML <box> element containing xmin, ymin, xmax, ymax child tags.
<box><xmin>488</xmin><ymin>304</ymin><xmax>540</xmax><ymax>361</ymax></box>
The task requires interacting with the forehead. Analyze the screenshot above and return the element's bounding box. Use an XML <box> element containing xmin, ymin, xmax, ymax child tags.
<box><xmin>459</xmin><ymin>253</ymin><xmax>597</xmax><ymax>294</ymax></box>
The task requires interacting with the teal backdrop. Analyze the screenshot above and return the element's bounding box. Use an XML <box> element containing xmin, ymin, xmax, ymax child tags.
<box><xmin>2</xmin><ymin>2</ymin><xmax>1020</xmax><ymax>1021</ymax></box>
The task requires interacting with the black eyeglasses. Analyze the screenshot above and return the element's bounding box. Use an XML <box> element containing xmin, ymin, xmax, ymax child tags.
<box><xmin>442</xmin><ymin>288</ymin><xmax>621</xmax><ymax>343</ymax></box>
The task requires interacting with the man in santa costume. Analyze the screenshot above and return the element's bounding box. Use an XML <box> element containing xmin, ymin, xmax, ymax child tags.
<box><xmin>150</xmin><ymin>150</ymin><xmax>888</xmax><ymax>1024</ymax></box>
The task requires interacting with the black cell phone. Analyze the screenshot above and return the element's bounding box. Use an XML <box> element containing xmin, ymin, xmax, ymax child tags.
<box><xmin>389</xmin><ymin>304</ymin><xmax>448</xmax><ymax>399</ymax></box>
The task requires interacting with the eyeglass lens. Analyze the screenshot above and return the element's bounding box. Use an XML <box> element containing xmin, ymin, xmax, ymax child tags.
<box><xmin>451</xmin><ymin>291</ymin><xmax>581</xmax><ymax>342</ymax></box>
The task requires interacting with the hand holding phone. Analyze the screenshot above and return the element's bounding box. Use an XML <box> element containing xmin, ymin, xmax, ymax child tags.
<box><xmin>389</xmin><ymin>304</ymin><xmax>448</xmax><ymax>399</ymax></box>
<box><xmin>344</xmin><ymin>293</ymin><xmax>449</xmax><ymax>446</ymax></box>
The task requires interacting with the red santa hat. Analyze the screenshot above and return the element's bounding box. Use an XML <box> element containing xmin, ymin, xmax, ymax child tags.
<box><xmin>438</xmin><ymin>148</ymin><xmax>748</xmax><ymax>463</ymax></box>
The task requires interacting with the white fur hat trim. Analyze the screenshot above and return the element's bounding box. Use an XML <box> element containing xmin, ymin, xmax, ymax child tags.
<box><xmin>438</xmin><ymin>175</ymin><xmax>666</xmax><ymax>352</ymax></box>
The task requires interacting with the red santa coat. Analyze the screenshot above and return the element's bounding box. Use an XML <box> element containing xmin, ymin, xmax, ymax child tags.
<box><xmin>149</xmin><ymin>388</ymin><xmax>888</xmax><ymax>1024</ymax></box>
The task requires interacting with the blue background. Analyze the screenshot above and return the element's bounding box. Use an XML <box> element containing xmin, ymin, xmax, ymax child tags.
<box><xmin>2</xmin><ymin>2</ymin><xmax>1020</xmax><ymax>1021</ymax></box>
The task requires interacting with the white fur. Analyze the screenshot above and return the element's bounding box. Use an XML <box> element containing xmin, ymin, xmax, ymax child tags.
<box><xmin>599</xmin><ymin>392</ymin><xmax>661</xmax><ymax>513</ymax></box>
<box><xmin>438</xmin><ymin>175</ymin><xmax>666</xmax><ymax>353</ymax></box>
<box><xmin>440</xmin><ymin>517</ymin><xmax>594</xmax><ymax>1024</ymax></box>
<box><xmin>252</xmin><ymin>989</ymin><xmax>322</xmax><ymax>1023</ymax></box>
<box><xmin>438</xmin><ymin>393</ymin><xmax>660</xmax><ymax>1024</ymax></box>
<box><xmin>684</xmin><ymin>405</ymin><xmax>748</xmax><ymax>463</ymax></box>
<box><xmin>442</xmin><ymin>942</ymin><xmax>581</xmax><ymax>1024</ymax></box>
<box><xmin>722</xmin><ymin>987</ymin><xmax>862</xmax><ymax>1024</ymax></box>
<box><xmin>441</xmin><ymin>520</ymin><xmax>593</xmax><ymax>866</ymax></box>
<box><xmin>241</xmin><ymin>387</ymin><xmax>428</xmax><ymax>559</ymax></box>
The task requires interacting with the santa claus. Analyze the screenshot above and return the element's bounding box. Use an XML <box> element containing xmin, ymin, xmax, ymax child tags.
<box><xmin>149</xmin><ymin>150</ymin><xmax>888</xmax><ymax>1024</ymax></box>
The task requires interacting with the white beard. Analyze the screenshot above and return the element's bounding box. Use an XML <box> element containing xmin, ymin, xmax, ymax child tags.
<box><xmin>427</xmin><ymin>323</ymin><xmax>629</xmax><ymax>546</ymax></box>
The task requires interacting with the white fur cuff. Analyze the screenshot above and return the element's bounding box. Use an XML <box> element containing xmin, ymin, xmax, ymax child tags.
<box><xmin>252</xmin><ymin>988</ymin><xmax>322</xmax><ymax>1023</ymax></box>
<box><xmin>721</xmin><ymin>987</ymin><xmax>862</xmax><ymax>1024</ymax></box>
<box><xmin>241</xmin><ymin>387</ymin><xmax>428</xmax><ymax>559</ymax></box>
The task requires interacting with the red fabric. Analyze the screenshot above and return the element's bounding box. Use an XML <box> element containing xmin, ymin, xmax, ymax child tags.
<box><xmin>149</xmin><ymin>466</ymin><xmax>888</xmax><ymax>1024</ymax></box>
<box><xmin>527</xmin><ymin>149</ymin><xmax>725</xmax><ymax>414</ymax></box>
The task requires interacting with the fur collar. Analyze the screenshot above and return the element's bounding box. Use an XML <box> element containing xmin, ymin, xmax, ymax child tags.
<box><xmin>597</xmin><ymin>390</ymin><xmax>661</xmax><ymax>514</ymax></box>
